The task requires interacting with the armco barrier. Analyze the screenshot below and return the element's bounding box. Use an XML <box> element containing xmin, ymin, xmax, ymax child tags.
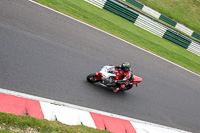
<box><xmin>125</xmin><ymin>0</ymin><xmax>200</xmax><ymax>42</ymax></box>
<box><xmin>126</xmin><ymin>0</ymin><xmax>143</xmax><ymax>9</ymax></box>
<box><xmin>103</xmin><ymin>0</ymin><xmax>139</xmax><ymax>23</ymax></box>
<box><xmin>134</xmin><ymin>14</ymin><xmax>167</xmax><ymax>38</ymax></box>
<box><xmin>85</xmin><ymin>0</ymin><xmax>106</xmax><ymax>9</ymax></box>
<box><xmin>141</xmin><ymin>5</ymin><xmax>161</xmax><ymax>19</ymax></box>
<box><xmin>159</xmin><ymin>15</ymin><xmax>177</xmax><ymax>27</ymax></box>
<box><xmin>187</xmin><ymin>41</ymin><xmax>200</xmax><ymax>56</ymax></box>
<box><xmin>192</xmin><ymin>32</ymin><xmax>200</xmax><ymax>40</ymax></box>
<box><xmin>163</xmin><ymin>30</ymin><xmax>191</xmax><ymax>49</ymax></box>
<box><xmin>85</xmin><ymin>0</ymin><xmax>200</xmax><ymax>56</ymax></box>
<box><xmin>175</xmin><ymin>23</ymin><xmax>194</xmax><ymax>36</ymax></box>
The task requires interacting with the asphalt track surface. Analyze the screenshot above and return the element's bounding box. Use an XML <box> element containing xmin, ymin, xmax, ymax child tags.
<box><xmin>0</xmin><ymin>0</ymin><xmax>200</xmax><ymax>132</ymax></box>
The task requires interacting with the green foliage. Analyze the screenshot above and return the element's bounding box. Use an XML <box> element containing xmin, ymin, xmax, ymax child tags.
<box><xmin>0</xmin><ymin>130</ymin><xmax>13</xmax><ymax>133</ymax></box>
<box><xmin>33</xmin><ymin>0</ymin><xmax>200</xmax><ymax>74</ymax></box>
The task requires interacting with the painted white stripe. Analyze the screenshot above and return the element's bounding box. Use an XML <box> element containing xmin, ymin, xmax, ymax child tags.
<box><xmin>28</xmin><ymin>0</ymin><xmax>199</xmax><ymax>77</ymax></box>
<box><xmin>0</xmin><ymin>88</ymin><xmax>192</xmax><ymax>133</ymax></box>
<box><xmin>40</xmin><ymin>102</ymin><xmax>96</xmax><ymax>127</ymax></box>
<box><xmin>175</xmin><ymin>23</ymin><xmax>194</xmax><ymax>36</ymax></box>
<box><xmin>131</xmin><ymin>121</ymin><xmax>185</xmax><ymax>133</ymax></box>
<box><xmin>40</xmin><ymin>102</ymin><xmax>56</xmax><ymax>121</ymax></box>
<box><xmin>142</xmin><ymin>5</ymin><xmax>161</xmax><ymax>19</ymax></box>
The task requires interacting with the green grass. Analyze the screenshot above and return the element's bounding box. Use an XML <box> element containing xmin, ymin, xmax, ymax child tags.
<box><xmin>121</xmin><ymin>0</ymin><xmax>200</xmax><ymax>43</ymax></box>
<box><xmin>138</xmin><ymin>0</ymin><xmax>200</xmax><ymax>34</ymax></box>
<box><xmin>0</xmin><ymin>130</ymin><xmax>14</xmax><ymax>133</ymax></box>
<box><xmin>33</xmin><ymin>0</ymin><xmax>200</xmax><ymax>74</ymax></box>
<box><xmin>0</xmin><ymin>112</ymin><xmax>109</xmax><ymax>133</ymax></box>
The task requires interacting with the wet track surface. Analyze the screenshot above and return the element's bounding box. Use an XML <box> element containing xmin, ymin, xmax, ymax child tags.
<box><xmin>0</xmin><ymin>0</ymin><xmax>200</xmax><ymax>132</ymax></box>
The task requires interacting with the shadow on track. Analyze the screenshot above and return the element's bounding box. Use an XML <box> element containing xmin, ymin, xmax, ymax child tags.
<box><xmin>83</xmin><ymin>80</ymin><xmax>129</xmax><ymax>96</ymax></box>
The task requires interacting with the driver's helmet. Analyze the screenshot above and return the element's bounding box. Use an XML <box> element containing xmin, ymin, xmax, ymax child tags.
<box><xmin>121</xmin><ymin>62</ymin><xmax>130</xmax><ymax>72</ymax></box>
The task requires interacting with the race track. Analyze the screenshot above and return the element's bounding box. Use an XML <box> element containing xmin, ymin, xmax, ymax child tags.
<box><xmin>0</xmin><ymin>0</ymin><xmax>200</xmax><ymax>132</ymax></box>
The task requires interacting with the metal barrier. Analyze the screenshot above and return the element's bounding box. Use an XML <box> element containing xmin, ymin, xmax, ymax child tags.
<box><xmin>85</xmin><ymin>0</ymin><xmax>200</xmax><ymax>56</ymax></box>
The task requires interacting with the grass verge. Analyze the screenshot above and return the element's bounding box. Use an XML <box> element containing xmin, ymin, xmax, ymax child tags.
<box><xmin>138</xmin><ymin>0</ymin><xmax>200</xmax><ymax>34</ymax></box>
<box><xmin>33</xmin><ymin>0</ymin><xmax>200</xmax><ymax>74</ymax></box>
<box><xmin>0</xmin><ymin>112</ymin><xmax>109</xmax><ymax>133</ymax></box>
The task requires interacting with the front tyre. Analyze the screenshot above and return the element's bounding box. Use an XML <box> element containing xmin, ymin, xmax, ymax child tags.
<box><xmin>86</xmin><ymin>73</ymin><xmax>99</xmax><ymax>83</ymax></box>
<box><xmin>126</xmin><ymin>84</ymin><xmax>133</xmax><ymax>90</ymax></box>
<box><xmin>121</xmin><ymin>84</ymin><xmax>133</xmax><ymax>91</ymax></box>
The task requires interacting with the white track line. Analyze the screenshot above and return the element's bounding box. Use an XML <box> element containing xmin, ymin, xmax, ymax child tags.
<box><xmin>29</xmin><ymin>0</ymin><xmax>200</xmax><ymax>77</ymax></box>
<box><xmin>0</xmin><ymin>88</ymin><xmax>191</xmax><ymax>133</ymax></box>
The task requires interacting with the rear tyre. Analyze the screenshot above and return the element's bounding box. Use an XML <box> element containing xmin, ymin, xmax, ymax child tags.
<box><xmin>86</xmin><ymin>73</ymin><xmax>99</xmax><ymax>83</ymax></box>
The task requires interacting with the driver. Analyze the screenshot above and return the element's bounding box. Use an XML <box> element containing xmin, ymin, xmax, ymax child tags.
<box><xmin>113</xmin><ymin>62</ymin><xmax>133</xmax><ymax>92</ymax></box>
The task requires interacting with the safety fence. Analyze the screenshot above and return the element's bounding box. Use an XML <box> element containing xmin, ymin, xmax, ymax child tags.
<box><xmin>103</xmin><ymin>0</ymin><xmax>139</xmax><ymax>23</ymax></box>
<box><xmin>134</xmin><ymin>15</ymin><xmax>167</xmax><ymax>38</ymax></box>
<box><xmin>163</xmin><ymin>30</ymin><xmax>191</xmax><ymax>49</ymax></box>
<box><xmin>85</xmin><ymin>0</ymin><xmax>107</xmax><ymax>8</ymax></box>
<box><xmin>125</xmin><ymin>0</ymin><xmax>200</xmax><ymax>41</ymax></box>
<box><xmin>84</xmin><ymin>0</ymin><xmax>200</xmax><ymax>56</ymax></box>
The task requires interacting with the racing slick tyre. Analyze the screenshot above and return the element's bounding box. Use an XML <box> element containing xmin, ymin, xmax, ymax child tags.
<box><xmin>121</xmin><ymin>84</ymin><xmax>133</xmax><ymax>91</ymax></box>
<box><xmin>87</xmin><ymin>73</ymin><xmax>99</xmax><ymax>83</ymax></box>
